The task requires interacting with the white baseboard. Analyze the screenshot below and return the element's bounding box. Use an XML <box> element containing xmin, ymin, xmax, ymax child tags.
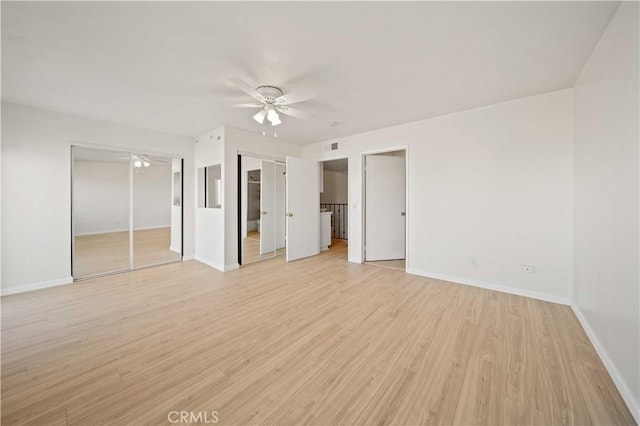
<box><xmin>405</xmin><ymin>267</ymin><xmax>571</xmax><ymax>306</ymax></box>
<box><xmin>224</xmin><ymin>264</ymin><xmax>240</xmax><ymax>272</ymax></box>
<box><xmin>1</xmin><ymin>276</ymin><xmax>74</xmax><ymax>296</ymax></box>
<box><xmin>170</xmin><ymin>245</ymin><xmax>181</xmax><ymax>254</ymax></box>
<box><xmin>571</xmin><ymin>304</ymin><xmax>639</xmax><ymax>423</ymax></box>
<box><xmin>182</xmin><ymin>255</ymin><xmax>195</xmax><ymax>261</ymax></box>
<box><xmin>194</xmin><ymin>256</ymin><xmax>224</xmax><ymax>272</ymax></box>
<box><xmin>75</xmin><ymin>225</ymin><xmax>171</xmax><ymax>237</ymax></box>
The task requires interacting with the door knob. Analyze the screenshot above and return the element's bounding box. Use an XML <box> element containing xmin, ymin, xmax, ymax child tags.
<box><xmin>400</xmin><ymin>211</ymin><xmax>406</xmax><ymax>216</ymax></box>
<box><xmin>287</xmin><ymin>212</ymin><xmax>294</xmax><ymax>217</ymax></box>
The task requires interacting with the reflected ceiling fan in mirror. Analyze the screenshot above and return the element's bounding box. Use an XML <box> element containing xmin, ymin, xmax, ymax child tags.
<box><xmin>133</xmin><ymin>154</ymin><xmax>151</xmax><ymax>168</ymax></box>
<box><xmin>132</xmin><ymin>154</ymin><xmax>170</xmax><ymax>169</ymax></box>
<box><xmin>229</xmin><ymin>77</ymin><xmax>315</xmax><ymax>137</ymax></box>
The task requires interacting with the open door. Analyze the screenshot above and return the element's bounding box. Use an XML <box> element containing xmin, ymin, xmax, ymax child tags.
<box><xmin>260</xmin><ymin>160</ymin><xmax>275</xmax><ymax>255</ymax></box>
<box><xmin>365</xmin><ymin>152</ymin><xmax>406</xmax><ymax>261</ymax></box>
<box><xmin>275</xmin><ymin>162</ymin><xmax>286</xmax><ymax>251</ymax></box>
<box><xmin>286</xmin><ymin>156</ymin><xmax>319</xmax><ymax>262</ymax></box>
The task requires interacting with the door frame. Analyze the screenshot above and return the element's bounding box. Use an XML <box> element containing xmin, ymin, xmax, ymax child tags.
<box><xmin>362</xmin><ymin>146</ymin><xmax>409</xmax><ymax>267</ymax></box>
<box><xmin>319</xmin><ymin>155</ymin><xmax>350</xmax><ymax>249</ymax></box>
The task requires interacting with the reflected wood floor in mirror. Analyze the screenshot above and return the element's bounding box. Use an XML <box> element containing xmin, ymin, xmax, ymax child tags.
<box><xmin>242</xmin><ymin>231</ymin><xmax>285</xmax><ymax>264</ymax></box>
<box><xmin>2</xmin><ymin>242</ymin><xmax>633</xmax><ymax>425</ymax></box>
<box><xmin>74</xmin><ymin>227</ymin><xmax>180</xmax><ymax>277</ymax></box>
<box><xmin>365</xmin><ymin>259</ymin><xmax>406</xmax><ymax>271</ymax></box>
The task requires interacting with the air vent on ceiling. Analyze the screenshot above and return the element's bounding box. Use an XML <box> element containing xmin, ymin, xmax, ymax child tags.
<box><xmin>324</xmin><ymin>142</ymin><xmax>339</xmax><ymax>151</ymax></box>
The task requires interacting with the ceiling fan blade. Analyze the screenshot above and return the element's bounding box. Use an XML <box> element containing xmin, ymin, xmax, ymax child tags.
<box><xmin>228</xmin><ymin>77</ymin><xmax>265</xmax><ymax>102</ymax></box>
<box><xmin>275</xmin><ymin>90</ymin><xmax>315</xmax><ymax>105</ymax></box>
<box><xmin>277</xmin><ymin>105</ymin><xmax>314</xmax><ymax>120</ymax></box>
<box><xmin>231</xmin><ymin>103</ymin><xmax>264</xmax><ymax>108</ymax></box>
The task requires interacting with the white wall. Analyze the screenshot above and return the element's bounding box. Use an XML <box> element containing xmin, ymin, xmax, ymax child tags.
<box><xmin>73</xmin><ymin>160</ymin><xmax>172</xmax><ymax>235</ymax></box>
<box><xmin>303</xmin><ymin>89</ymin><xmax>574</xmax><ymax>302</ymax></box>
<box><xmin>132</xmin><ymin>163</ymin><xmax>172</xmax><ymax>231</ymax></box>
<box><xmin>1</xmin><ymin>102</ymin><xmax>195</xmax><ymax>293</ymax></box>
<box><xmin>572</xmin><ymin>2</ymin><xmax>639</xmax><ymax>420</ymax></box>
<box><xmin>320</xmin><ymin>170</ymin><xmax>348</xmax><ymax>204</ymax></box>
<box><xmin>73</xmin><ymin>161</ymin><xmax>130</xmax><ymax>235</ymax></box>
<box><xmin>194</xmin><ymin>126</ymin><xmax>226</xmax><ymax>270</ymax></box>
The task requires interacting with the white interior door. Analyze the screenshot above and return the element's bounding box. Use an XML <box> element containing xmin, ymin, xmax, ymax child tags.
<box><xmin>275</xmin><ymin>162</ymin><xmax>286</xmax><ymax>250</ymax></box>
<box><xmin>260</xmin><ymin>160</ymin><xmax>275</xmax><ymax>255</ymax></box>
<box><xmin>286</xmin><ymin>156</ymin><xmax>319</xmax><ymax>262</ymax></box>
<box><xmin>365</xmin><ymin>153</ymin><xmax>406</xmax><ymax>261</ymax></box>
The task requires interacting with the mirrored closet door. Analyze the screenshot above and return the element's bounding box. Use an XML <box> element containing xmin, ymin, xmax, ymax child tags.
<box><xmin>132</xmin><ymin>154</ymin><xmax>182</xmax><ymax>268</ymax></box>
<box><xmin>72</xmin><ymin>146</ymin><xmax>183</xmax><ymax>279</ymax></box>
<box><xmin>72</xmin><ymin>147</ymin><xmax>132</xmax><ymax>277</ymax></box>
<box><xmin>240</xmin><ymin>155</ymin><xmax>286</xmax><ymax>265</ymax></box>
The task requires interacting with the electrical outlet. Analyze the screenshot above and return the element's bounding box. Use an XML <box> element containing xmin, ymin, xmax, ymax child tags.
<box><xmin>521</xmin><ymin>265</ymin><xmax>536</xmax><ymax>274</ymax></box>
<box><xmin>471</xmin><ymin>258</ymin><xmax>479</xmax><ymax>267</ymax></box>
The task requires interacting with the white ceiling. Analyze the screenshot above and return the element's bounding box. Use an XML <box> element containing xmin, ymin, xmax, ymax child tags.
<box><xmin>2</xmin><ymin>2</ymin><xmax>618</xmax><ymax>144</ymax></box>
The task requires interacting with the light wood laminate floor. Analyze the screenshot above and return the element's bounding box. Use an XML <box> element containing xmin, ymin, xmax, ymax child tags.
<box><xmin>242</xmin><ymin>231</ymin><xmax>285</xmax><ymax>264</ymax></box>
<box><xmin>366</xmin><ymin>259</ymin><xmax>406</xmax><ymax>271</ymax></box>
<box><xmin>1</xmin><ymin>243</ymin><xmax>634</xmax><ymax>425</ymax></box>
<box><xmin>74</xmin><ymin>227</ymin><xmax>180</xmax><ymax>277</ymax></box>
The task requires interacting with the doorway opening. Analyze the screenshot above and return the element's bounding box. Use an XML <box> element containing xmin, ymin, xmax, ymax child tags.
<box><xmin>363</xmin><ymin>149</ymin><xmax>406</xmax><ymax>271</ymax></box>
<box><xmin>320</xmin><ymin>157</ymin><xmax>349</xmax><ymax>259</ymax></box>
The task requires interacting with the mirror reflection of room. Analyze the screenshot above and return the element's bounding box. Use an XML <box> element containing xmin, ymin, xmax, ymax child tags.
<box><xmin>240</xmin><ymin>156</ymin><xmax>286</xmax><ymax>264</ymax></box>
<box><xmin>72</xmin><ymin>147</ymin><xmax>131</xmax><ymax>277</ymax></box>
<box><xmin>132</xmin><ymin>154</ymin><xmax>182</xmax><ymax>269</ymax></box>
<box><xmin>72</xmin><ymin>146</ymin><xmax>182</xmax><ymax>279</ymax></box>
<box><xmin>197</xmin><ymin>164</ymin><xmax>222</xmax><ymax>208</ymax></box>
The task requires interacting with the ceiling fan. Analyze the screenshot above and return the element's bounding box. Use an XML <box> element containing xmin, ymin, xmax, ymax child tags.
<box><xmin>132</xmin><ymin>154</ymin><xmax>170</xmax><ymax>168</ymax></box>
<box><xmin>229</xmin><ymin>78</ymin><xmax>315</xmax><ymax>130</ymax></box>
<box><xmin>132</xmin><ymin>154</ymin><xmax>151</xmax><ymax>168</ymax></box>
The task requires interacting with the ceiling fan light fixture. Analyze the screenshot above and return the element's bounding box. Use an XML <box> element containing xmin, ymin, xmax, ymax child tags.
<box><xmin>229</xmin><ymin>78</ymin><xmax>314</xmax><ymax>131</ymax></box>
<box><xmin>266</xmin><ymin>108</ymin><xmax>281</xmax><ymax>126</ymax></box>
<box><xmin>253</xmin><ymin>109</ymin><xmax>267</xmax><ymax>124</ymax></box>
<box><xmin>270</xmin><ymin>115</ymin><xmax>282</xmax><ymax>126</ymax></box>
<box><xmin>133</xmin><ymin>154</ymin><xmax>151</xmax><ymax>168</ymax></box>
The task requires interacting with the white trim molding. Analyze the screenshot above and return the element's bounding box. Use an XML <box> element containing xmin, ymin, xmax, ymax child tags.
<box><xmin>405</xmin><ymin>267</ymin><xmax>571</xmax><ymax>305</ymax></box>
<box><xmin>194</xmin><ymin>255</ymin><xmax>224</xmax><ymax>272</ymax></box>
<box><xmin>1</xmin><ymin>277</ymin><xmax>74</xmax><ymax>296</ymax></box>
<box><xmin>75</xmin><ymin>225</ymin><xmax>172</xmax><ymax>237</ymax></box>
<box><xmin>182</xmin><ymin>255</ymin><xmax>195</xmax><ymax>261</ymax></box>
<box><xmin>571</xmin><ymin>304</ymin><xmax>640</xmax><ymax>423</ymax></box>
<box><xmin>224</xmin><ymin>264</ymin><xmax>240</xmax><ymax>272</ymax></box>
